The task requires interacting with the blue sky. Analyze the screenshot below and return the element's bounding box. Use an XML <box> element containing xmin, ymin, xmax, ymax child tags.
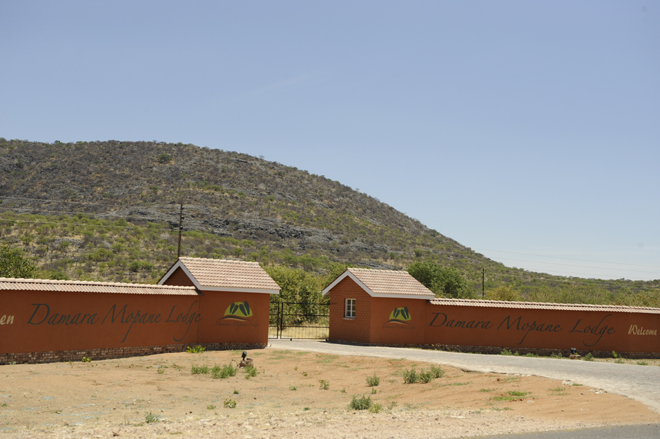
<box><xmin>1</xmin><ymin>1</ymin><xmax>658</xmax><ymax>280</ymax></box>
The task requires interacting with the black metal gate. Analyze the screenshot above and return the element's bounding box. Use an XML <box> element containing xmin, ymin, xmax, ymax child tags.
<box><xmin>269</xmin><ymin>301</ymin><xmax>330</xmax><ymax>339</ymax></box>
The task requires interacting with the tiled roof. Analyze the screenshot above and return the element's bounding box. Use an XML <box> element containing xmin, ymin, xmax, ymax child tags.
<box><xmin>175</xmin><ymin>257</ymin><xmax>280</xmax><ymax>291</ymax></box>
<box><xmin>0</xmin><ymin>277</ymin><xmax>198</xmax><ymax>295</ymax></box>
<box><xmin>324</xmin><ymin>268</ymin><xmax>435</xmax><ymax>298</ymax></box>
<box><xmin>429</xmin><ymin>298</ymin><xmax>660</xmax><ymax>314</ymax></box>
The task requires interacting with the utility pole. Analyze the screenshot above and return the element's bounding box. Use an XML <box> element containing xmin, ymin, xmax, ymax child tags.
<box><xmin>482</xmin><ymin>267</ymin><xmax>485</xmax><ymax>298</ymax></box>
<box><xmin>177</xmin><ymin>204</ymin><xmax>184</xmax><ymax>258</ymax></box>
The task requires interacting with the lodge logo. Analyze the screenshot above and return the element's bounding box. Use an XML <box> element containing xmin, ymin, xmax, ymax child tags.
<box><xmin>220</xmin><ymin>301</ymin><xmax>253</xmax><ymax>321</ymax></box>
<box><xmin>387</xmin><ymin>307</ymin><xmax>411</xmax><ymax>324</ymax></box>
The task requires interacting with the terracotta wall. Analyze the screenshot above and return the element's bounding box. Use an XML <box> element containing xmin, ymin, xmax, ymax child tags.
<box><xmin>0</xmin><ymin>287</ymin><xmax>272</xmax><ymax>362</ymax></box>
<box><xmin>369</xmin><ymin>297</ymin><xmax>426</xmax><ymax>345</ymax></box>
<box><xmin>424</xmin><ymin>304</ymin><xmax>660</xmax><ymax>354</ymax></box>
<box><xmin>328</xmin><ymin>294</ymin><xmax>660</xmax><ymax>355</ymax></box>
<box><xmin>0</xmin><ymin>290</ymin><xmax>200</xmax><ymax>355</ymax></box>
<box><xmin>197</xmin><ymin>291</ymin><xmax>270</xmax><ymax>344</ymax></box>
<box><xmin>328</xmin><ymin>277</ymin><xmax>372</xmax><ymax>343</ymax></box>
<box><xmin>164</xmin><ymin>267</ymin><xmax>196</xmax><ymax>286</ymax></box>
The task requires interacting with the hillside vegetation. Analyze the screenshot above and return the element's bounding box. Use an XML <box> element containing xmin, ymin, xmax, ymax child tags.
<box><xmin>0</xmin><ymin>138</ymin><xmax>658</xmax><ymax>306</ymax></box>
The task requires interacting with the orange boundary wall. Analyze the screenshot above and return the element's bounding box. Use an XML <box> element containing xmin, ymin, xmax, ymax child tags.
<box><xmin>328</xmin><ymin>277</ymin><xmax>660</xmax><ymax>358</ymax></box>
<box><xmin>0</xmin><ymin>288</ymin><xmax>270</xmax><ymax>364</ymax></box>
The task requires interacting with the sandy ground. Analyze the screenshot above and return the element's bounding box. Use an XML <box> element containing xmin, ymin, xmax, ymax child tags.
<box><xmin>1</xmin><ymin>348</ymin><xmax>659</xmax><ymax>438</ymax></box>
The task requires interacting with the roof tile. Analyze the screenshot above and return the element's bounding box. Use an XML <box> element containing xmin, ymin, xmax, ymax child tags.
<box><xmin>178</xmin><ymin>257</ymin><xmax>280</xmax><ymax>291</ymax></box>
<box><xmin>429</xmin><ymin>298</ymin><xmax>660</xmax><ymax>314</ymax></box>
<box><xmin>347</xmin><ymin>268</ymin><xmax>435</xmax><ymax>297</ymax></box>
<box><xmin>0</xmin><ymin>277</ymin><xmax>198</xmax><ymax>295</ymax></box>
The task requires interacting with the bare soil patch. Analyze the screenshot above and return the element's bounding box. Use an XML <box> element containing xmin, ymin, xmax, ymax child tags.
<box><xmin>1</xmin><ymin>348</ymin><xmax>658</xmax><ymax>438</ymax></box>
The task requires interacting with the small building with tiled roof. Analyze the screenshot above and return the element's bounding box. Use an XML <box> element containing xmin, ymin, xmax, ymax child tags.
<box><xmin>323</xmin><ymin>268</ymin><xmax>660</xmax><ymax>357</ymax></box>
<box><xmin>1</xmin><ymin>258</ymin><xmax>280</xmax><ymax>365</ymax></box>
<box><xmin>322</xmin><ymin>268</ymin><xmax>434</xmax><ymax>345</ymax></box>
<box><xmin>159</xmin><ymin>257</ymin><xmax>279</xmax><ymax>348</ymax></box>
<box><xmin>158</xmin><ymin>257</ymin><xmax>280</xmax><ymax>293</ymax></box>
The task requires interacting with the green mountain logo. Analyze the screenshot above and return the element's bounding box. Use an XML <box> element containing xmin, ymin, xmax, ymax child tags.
<box><xmin>387</xmin><ymin>307</ymin><xmax>411</xmax><ymax>324</ymax></box>
<box><xmin>221</xmin><ymin>301</ymin><xmax>253</xmax><ymax>321</ymax></box>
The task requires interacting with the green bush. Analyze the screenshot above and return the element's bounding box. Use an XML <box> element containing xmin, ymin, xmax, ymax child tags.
<box><xmin>186</xmin><ymin>345</ymin><xmax>206</xmax><ymax>354</ymax></box>
<box><xmin>349</xmin><ymin>395</ymin><xmax>373</xmax><ymax>410</ymax></box>
<box><xmin>366</xmin><ymin>374</ymin><xmax>380</xmax><ymax>387</ymax></box>
<box><xmin>403</xmin><ymin>366</ymin><xmax>443</xmax><ymax>384</ymax></box>
<box><xmin>191</xmin><ymin>365</ymin><xmax>210</xmax><ymax>375</ymax></box>
<box><xmin>430</xmin><ymin>365</ymin><xmax>445</xmax><ymax>378</ymax></box>
<box><xmin>403</xmin><ymin>368</ymin><xmax>419</xmax><ymax>384</ymax></box>
<box><xmin>369</xmin><ymin>403</ymin><xmax>382</xmax><ymax>413</ymax></box>
<box><xmin>212</xmin><ymin>363</ymin><xmax>237</xmax><ymax>379</ymax></box>
<box><xmin>244</xmin><ymin>364</ymin><xmax>258</xmax><ymax>379</ymax></box>
<box><xmin>145</xmin><ymin>411</ymin><xmax>160</xmax><ymax>423</ymax></box>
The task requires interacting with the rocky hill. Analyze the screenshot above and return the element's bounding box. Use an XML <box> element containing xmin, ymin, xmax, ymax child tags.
<box><xmin>0</xmin><ymin>138</ymin><xmax>658</xmax><ymax>302</ymax></box>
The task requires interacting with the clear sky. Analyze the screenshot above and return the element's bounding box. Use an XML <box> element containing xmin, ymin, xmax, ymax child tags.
<box><xmin>1</xmin><ymin>1</ymin><xmax>658</xmax><ymax>281</ymax></box>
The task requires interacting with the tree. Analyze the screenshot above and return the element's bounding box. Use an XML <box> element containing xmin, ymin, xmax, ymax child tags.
<box><xmin>0</xmin><ymin>245</ymin><xmax>37</xmax><ymax>278</ymax></box>
<box><xmin>486</xmin><ymin>285</ymin><xmax>520</xmax><ymax>301</ymax></box>
<box><xmin>265</xmin><ymin>265</ymin><xmax>324</xmax><ymax>324</ymax></box>
<box><xmin>407</xmin><ymin>261</ymin><xmax>473</xmax><ymax>299</ymax></box>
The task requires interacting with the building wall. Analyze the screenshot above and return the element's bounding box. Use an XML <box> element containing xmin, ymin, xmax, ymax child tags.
<box><xmin>0</xmin><ymin>290</ymin><xmax>200</xmax><ymax>357</ymax></box>
<box><xmin>0</xmin><ymin>277</ymin><xmax>273</xmax><ymax>363</ymax></box>
<box><xmin>163</xmin><ymin>267</ymin><xmax>196</xmax><ymax>287</ymax></box>
<box><xmin>326</xmin><ymin>286</ymin><xmax>660</xmax><ymax>356</ymax></box>
<box><xmin>328</xmin><ymin>277</ymin><xmax>372</xmax><ymax>343</ymax></box>
<box><xmin>197</xmin><ymin>291</ymin><xmax>270</xmax><ymax>345</ymax></box>
<box><xmin>369</xmin><ymin>297</ymin><xmax>426</xmax><ymax>345</ymax></box>
<box><xmin>424</xmin><ymin>304</ymin><xmax>660</xmax><ymax>355</ymax></box>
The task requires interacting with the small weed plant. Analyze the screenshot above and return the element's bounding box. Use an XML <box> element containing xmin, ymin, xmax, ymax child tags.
<box><xmin>366</xmin><ymin>374</ymin><xmax>380</xmax><ymax>387</ymax></box>
<box><xmin>500</xmin><ymin>349</ymin><xmax>513</xmax><ymax>356</ymax></box>
<box><xmin>583</xmin><ymin>353</ymin><xmax>594</xmax><ymax>361</ymax></box>
<box><xmin>369</xmin><ymin>403</ymin><xmax>383</xmax><ymax>413</ymax></box>
<box><xmin>403</xmin><ymin>368</ymin><xmax>419</xmax><ymax>384</ymax></box>
<box><xmin>191</xmin><ymin>365</ymin><xmax>210</xmax><ymax>375</ymax></box>
<box><xmin>207</xmin><ymin>405</ymin><xmax>216</xmax><ymax>410</ymax></box>
<box><xmin>212</xmin><ymin>364</ymin><xmax>237</xmax><ymax>379</ymax></box>
<box><xmin>492</xmin><ymin>391</ymin><xmax>531</xmax><ymax>401</ymax></box>
<box><xmin>350</xmin><ymin>395</ymin><xmax>373</xmax><ymax>410</ymax></box>
<box><xmin>289</xmin><ymin>385</ymin><xmax>297</xmax><ymax>391</ymax></box>
<box><xmin>403</xmin><ymin>365</ymin><xmax>444</xmax><ymax>384</ymax></box>
<box><xmin>371</xmin><ymin>388</ymin><xmax>377</xmax><ymax>394</ymax></box>
<box><xmin>224</xmin><ymin>398</ymin><xmax>237</xmax><ymax>408</ymax></box>
<box><xmin>81</xmin><ymin>357</ymin><xmax>92</xmax><ymax>363</ymax></box>
<box><xmin>318</xmin><ymin>379</ymin><xmax>330</xmax><ymax>390</ymax></box>
<box><xmin>550</xmin><ymin>351</ymin><xmax>563</xmax><ymax>359</ymax></box>
<box><xmin>233</xmin><ymin>389</ymin><xmax>240</xmax><ymax>395</ymax></box>
<box><xmin>244</xmin><ymin>364</ymin><xmax>258</xmax><ymax>378</ymax></box>
<box><xmin>144</xmin><ymin>411</ymin><xmax>160</xmax><ymax>423</ymax></box>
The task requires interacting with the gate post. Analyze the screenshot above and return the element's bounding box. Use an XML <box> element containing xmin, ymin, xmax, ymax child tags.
<box><xmin>278</xmin><ymin>302</ymin><xmax>283</xmax><ymax>339</ymax></box>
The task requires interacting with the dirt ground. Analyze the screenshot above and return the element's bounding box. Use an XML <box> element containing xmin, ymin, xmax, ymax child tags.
<box><xmin>1</xmin><ymin>348</ymin><xmax>659</xmax><ymax>438</ymax></box>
